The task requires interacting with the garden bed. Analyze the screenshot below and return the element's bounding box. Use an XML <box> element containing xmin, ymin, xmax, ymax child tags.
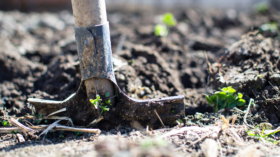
<box><xmin>0</xmin><ymin>7</ymin><xmax>280</xmax><ymax>156</ymax></box>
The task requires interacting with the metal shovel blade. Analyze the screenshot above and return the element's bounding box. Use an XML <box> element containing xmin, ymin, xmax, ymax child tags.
<box><xmin>28</xmin><ymin>80</ymin><xmax>184</xmax><ymax>126</ymax></box>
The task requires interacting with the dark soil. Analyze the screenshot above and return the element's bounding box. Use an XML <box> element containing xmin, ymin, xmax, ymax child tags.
<box><xmin>1</xmin><ymin>7</ymin><xmax>280</xmax><ymax>156</ymax></box>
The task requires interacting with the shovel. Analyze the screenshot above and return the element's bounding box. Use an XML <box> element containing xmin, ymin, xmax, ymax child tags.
<box><xmin>28</xmin><ymin>0</ymin><xmax>184</xmax><ymax>127</ymax></box>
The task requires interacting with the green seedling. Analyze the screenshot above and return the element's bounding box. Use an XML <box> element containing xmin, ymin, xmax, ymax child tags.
<box><xmin>35</xmin><ymin>113</ymin><xmax>43</xmax><ymax>124</ymax></box>
<box><xmin>154</xmin><ymin>24</ymin><xmax>168</xmax><ymax>37</ymax></box>
<box><xmin>105</xmin><ymin>99</ymin><xmax>111</xmax><ymax>105</ymax></box>
<box><xmin>105</xmin><ymin>92</ymin><xmax>110</xmax><ymax>98</ymax></box>
<box><xmin>174</xmin><ymin>119</ymin><xmax>184</xmax><ymax>124</ymax></box>
<box><xmin>75</xmin><ymin>131</ymin><xmax>82</xmax><ymax>137</ymax></box>
<box><xmin>247</xmin><ymin>127</ymin><xmax>279</xmax><ymax>144</ymax></box>
<box><xmin>259</xmin><ymin>22</ymin><xmax>278</xmax><ymax>33</ymax></box>
<box><xmin>2</xmin><ymin>120</ymin><xmax>8</xmax><ymax>126</ymax></box>
<box><xmin>154</xmin><ymin>12</ymin><xmax>177</xmax><ymax>37</ymax></box>
<box><xmin>90</xmin><ymin>94</ymin><xmax>101</xmax><ymax>109</ymax></box>
<box><xmin>162</xmin><ymin>13</ymin><xmax>177</xmax><ymax>27</ymax></box>
<box><xmin>254</xmin><ymin>2</ymin><xmax>268</xmax><ymax>13</ymax></box>
<box><xmin>90</xmin><ymin>94</ymin><xmax>110</xmax><ymax>115</ymax></box>
<box><xmin>140</xmin><ymin>137</ymin><xmax>168</xmax><ymax>148</ymax></box>
<box><xmin>38</xmin><ymin>114</ymin><xmax>43</xmax><ymax>119</ymax></box>
<box><xmin>11</xmin><ymin>130</ymin><xmax>18</xmax><ymax>134</ymax></box>
<box><xmin>206</xmin><ymin>86</ymin><xmax>246</xmax><ymax>112</ymax></box>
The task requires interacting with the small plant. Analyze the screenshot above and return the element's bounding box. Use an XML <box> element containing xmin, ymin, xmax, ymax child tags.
<box><xmin>259</xmin><ymin>22</ymin><xmax>278</xmax><ymax>33</ymax></box>
<box><xmin>90</xmin><ymin>93</ymin><xmax>112</xmax><ymax>115</ymax></box>
<box><xmin>247</xmin><ymin>127</ymin><xmax>279</xmax><ymax>144</ymax></box>
<box><xmin>11</xmin><ymin>130</ymin><xmax>18</xmax><ymax>134</ymax></box>
<box><xmin>75</xmin><ymin>131</ymin><xmax>82</xmax><ymax>137</ymax></box>
<box><xmin>140</xmin><ymin>137</ymin><xmax>168</xmax><ymax>148</ymax></box>
<box><xmin>162</xmin><ymin>13</ymin><xmax>177</xmax><ymax>27</ymax></box>
<box><xmin>173</xmin><ymin>119</ymin><xmax>184</xmax><ymax>125</ymax></box>
<box><xmin>35</xmin><ymin>113</ymin><xmax>43</xmax><ymax>124</ymax></box>
<box><xmin>154</xmin><ymin>24</ymin><xmax>168</xmax><ymax>37</ymax></box>
<box><xmin>206</xmin><ymin>86</ymin><xmax>246</xmax><ymax>112</ymax></box>
<box><xmin>254</xmin><ymin>2</ymin><xmax>268</xmax><ymax>13</ymax></box>
<box><xmin>2</xmin><ymin>120</ymin><xmax>8</xmax><ymax>126</ymax></box>
<box><xmin>154</xmin><ymin>13</ymin><xmax>177</xmax><ymax>37</ymax></box>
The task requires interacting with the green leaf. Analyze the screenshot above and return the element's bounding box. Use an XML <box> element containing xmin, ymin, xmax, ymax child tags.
<box><xmin>177</xmin><ymin>119</ymin><xmax>183</xmax><ymax>123</ymax></box>
<box><xmin>96</xmin><ymin>94</ymin><xmax>100</xmax><ymax>100</ymax></box>
<box><xmin>254</xmin><ymin>2</ymin><xmax>268</xmax><ymax>13</ymax></box>
<box><xmin>236</xmin><ymin>99</ymin><xmax>246</xmax><ymax>106</ymax></box>
<box><xmin>89</xmin><ymin>99</ymin><xmax>96</xmax><ymax>104</ymax></box>
<box><xmin>90</xmin><ymin>99</ymin><xmax>99</xmax><ymax>109</ymax></box>
<box><xmin>206</xmin><ymin>95</ymin><xmax>215</xmax><ymax>107</ymax></box>
<box><xmin>154</xmin><ymin>24</ymin><xmax>168</xmax><ymax>37</ymax></box>
<box><xmin>75</xmin><ymin>131</ymin><xmax>82</xmax><ymax>136</ymax></box>
<box><xmin>218</xmin><ymin>99</ymin><xmax>227</xmax><ymax>109</ymax></box>
<box><xmin>214</xmin><ymin>91</ymin><xmax>221</xmax><ymax>94</ymax></box>
<box><xmin>226</xmin><ymin>95</ymin><xmax>235</xmax><ymax>103</ymax></box>
<box><xmin>11</xmin><ymin>130</ymin><xmax>18</xmax><ymax>134</ymax></box>
<box><xmin>238</xmin><ymin>93</ymin><xmax>243</xmax><ymax>99</ymax></box>
<box><xmin>221</xmin><ymin>87</ymin><xmax>229</xmax><ymax>92</ymax></box>
<box><xmin>2</xmin><ymin>120</ymin><xmax>8</xmax><ymax>126</ymax></box>
<box><xmin>210</xmin><ymin>94</ymin><xmax>218</xmax><ymax>102</ymax></box>
<box><xmin>261</xmin><ymin>127</ymin><xmax>265</xmax><ymax>136</ymax></box>
<box><xmin>228</xmin><ymin>88</ymin><xmax>236</xmax><ymax>95</ymax></box>
<box><xmin>105</xmin><ymin>92</ymin><xmax>110</xmax><ymax>98</ymax></box>
<box><xmin>38</xmin><ymin>114</ymin><xmax>43</xmax><ymax>119</ymax></box>
<box><xmin>214</xmin><ymin>105</ymin><xmax>219</xmax><ymax>112</ymax></box>
<box><xmin>222</xmin><ymin>86</ymin><xmax>236</xmax><ymax>94</ymax></box>
<box><xmin>105</xmin><ymin>99</ymin><xmax>111</xmax><ymax>105</ymax></box>
<box><xmin>247</xmin><ymin>130</ymin><xmax>256</xmax><ymax>136</ymax></box>
<box><xmin>228</xmin><ymin>102</ymin><xmax>236</xmax><ymax>108</ymax></box>
<box><xmin>217</xmin><ymin>92</ymin><xmax>227</xmax><ymax>100</ymax></box>
<box><xmin>162</xmin><ymin>13</ymin><xmax>177</xmax><ymax>27</ymax></box>
<box><xmin>260</xmin><ymin>22</ymin><xmax>278</xmax><ymax>33</ymax></box>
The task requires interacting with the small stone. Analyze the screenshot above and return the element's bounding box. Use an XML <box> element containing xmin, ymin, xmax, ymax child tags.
<box><xmin>200</xmin><ymin>139</ymin><xmax>218</xmax><ymax>157</ymax></box>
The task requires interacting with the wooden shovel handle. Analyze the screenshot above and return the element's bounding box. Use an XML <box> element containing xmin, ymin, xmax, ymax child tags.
<box><xmin>71</xmin><ymin>0</ymin><xmax>115</xmax><ymax>105</ymax></box>
<box><xmin>71</xmin><ymin>0</ymin><xmax>107</xmax><ymax>27</ymax></box>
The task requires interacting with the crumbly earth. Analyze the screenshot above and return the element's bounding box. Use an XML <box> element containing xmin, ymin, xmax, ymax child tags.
<box><xmin>0</xmin><ymin>7</ymin><xmax>280</xmax><ymax>156</ymax></box>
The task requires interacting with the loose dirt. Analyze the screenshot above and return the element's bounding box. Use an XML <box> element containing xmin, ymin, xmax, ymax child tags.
<box><xmin>0</xmin><ymin>7</ymin><xmax>280</xmax><ymax>156</ymax></box>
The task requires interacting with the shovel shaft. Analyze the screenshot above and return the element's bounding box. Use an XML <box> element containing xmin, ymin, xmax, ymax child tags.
<box><xmin>71</xmin><ymin>0</ymin><xmax>107</xmax><ymax>27</ymax></box>
<box><xmin>71</xmin><ymin>0</ymin><xmax>115</xmax><ymax>104</ymax></box>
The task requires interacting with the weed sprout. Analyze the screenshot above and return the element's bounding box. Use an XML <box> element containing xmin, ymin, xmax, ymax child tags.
<box><xmin>154</xmin><ymin>13</ymin><xmax>177</xmax><ymax>37</ymax></box>
<box><xmin>206</xmin><ymin>86</ymin><xmax>246</xmax><ymax>112</ymax></box>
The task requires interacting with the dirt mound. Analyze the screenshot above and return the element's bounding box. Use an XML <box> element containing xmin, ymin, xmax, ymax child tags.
<box><xmin>209</xmin><ymin>31</ymin><xmax>280</xmax><ymax>125</ymax></box>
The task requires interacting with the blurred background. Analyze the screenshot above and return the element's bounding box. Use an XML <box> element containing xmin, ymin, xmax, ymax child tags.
<box><xmin>0</xmin><ymin>0</ymin><xmax>279</xmax><ymax>12</ymax></box>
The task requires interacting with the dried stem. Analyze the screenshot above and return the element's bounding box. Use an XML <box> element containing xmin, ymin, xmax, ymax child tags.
<box><xmin>0</xmin><ymin>125</ymin><xmax>101</xmax><ymax>134</ymax></box>
<box><xmin>154</xmin><ymin>109</ymin><xmax>166</xmax><ymax>128</ymax></box>
<box><xmin>9</xmin><ymin>118</ymin><xmax>36</xmax><ymax>133</ymax></box>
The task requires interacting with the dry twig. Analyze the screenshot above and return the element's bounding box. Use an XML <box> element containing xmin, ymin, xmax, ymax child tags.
<box><xmin>243</xmin><ymin>98</ymin><xmax>254</xmax><ymax>129</ymax></box>
<box><xmin>39</xmin><ymin>120</ymin><xmax>61</xmax><ymax>138</ymax></box>
<box><xmin>160</xmin><ymin>126</ymin><xmax>210</xmax><ymax>139</ymax></box>
<box><xmin>9</xmin><ymin>117</ymin><xmax>36</xmax><ymax>133</ymax></box>
<box><xmin>0</xmin><ymin>125</ymin><xmax>101</xmax><ymax>134</ymax></box>
<box><xmin>154</xmin><ymin>109</ymin><xmax>166</xmax><ymax>128</ymax></box>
